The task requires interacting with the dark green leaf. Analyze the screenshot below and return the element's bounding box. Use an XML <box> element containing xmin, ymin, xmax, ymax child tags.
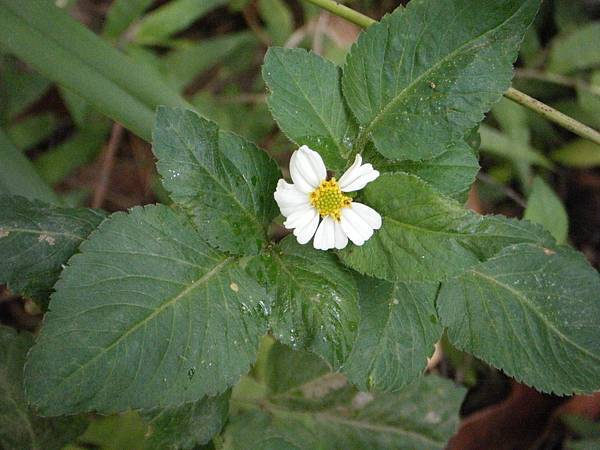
<box><xmin>144</xmin><ymin>392</ymin><xmax>230</xmax><ymax>449</ymax></box>
<box><xmin>0</xmin><ymin>325</ymin><xmax>87</xmax><ymax>450</ymax></box>
<box><xmin>103</xmin><ymin>0</ymin><xmax>154</xmax><ymax>41</ymax></box>
<box><xmin>342</xmin><ymin>278</ymin><xmax>442</xmax><ymax>392</ymax></box>
<box><xmin>438</xmin><ymin>243</ymin><xmax>600</xmax><ymax>394</ymax></box>
<box><xmin>25</xmin><ymin>205</ymin><xmax>269</xmax><ymax>415</ymax></box>
<box><xmin>153</xmin><ymin>107</ymin><xmax>281</xmax><ymax>255</ymax></box>
<box><xmin>252</xmin><ymin>236</ymin><xmax>359</xmax><ymax>368</ymax></box>
<box><xmin>0</xmin><ymin>195</ymin><xmax>105</xmax><ymax>304</ymax></box>
<box><xmin>224</xmin><ymin>374</ymin><xmax>465</xmax><ymax>450</ymax></box>
<box><xmin>339</xmin><ymin>173</ymin><xmax>553</xmax><ymax>282</ymax></box>
<box><xmin>263</xmin><ymin>47</ymin><xmax>356</xmax><ymax>170</ymax></box>
<box><xmin>342</xmin><ymin>0</ymin><xmax>540</xmax><ymax>160</ymax></box>
<box><xmin>373</xmin><ymin>140</ymin><xmax>479</xmax><ymax>201</ymax></box>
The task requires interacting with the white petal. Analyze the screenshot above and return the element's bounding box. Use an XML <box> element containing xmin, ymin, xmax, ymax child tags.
<box><xmin>338</xmin><ymin>154</ymin><xmax>380</xmax><ymax>192</ymax></box>
<box><xmin>274</xmin><ymin>179</ymin><xmax>310</xmax><ymax>217</ymax></box>
<box><xmin>340</xmin><ymin>207</ymin><xmax>374</xmax><ymax>246</ymax></box>
<box><xmin>295</xmin><ymin>210</ymin><xmax>320</xmax><ymax>245</ymax></box>
<box><xmin>290</xmin><ymin>145</ymin><xmax>327</xmax><ymax>193</ymax></box>
<box><xmin>333</xmin><ymin>220</ymin><xmax>349</xmax><ymax>249</ymax></box>
<box><xmin>351</xmin><ymin>202</ymin><xmax>382</xmax><ymax>230</ymax></box>
<box><xmin>283</xmin><ymin>205</ymin><xmax>316</xmax><ymax>229</ymax></box>
<box><xmin>314</xmin><ymin>216</ymin><xmax>336</xmax><ymax>250</ymax></box>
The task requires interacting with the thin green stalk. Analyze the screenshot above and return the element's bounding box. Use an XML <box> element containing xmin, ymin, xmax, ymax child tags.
<box><xmin>504</xmin><ymin>88</ymin><xmax>600</xmax><ymax>145</ymax></box>
<box><xmin>303</xmin><ymin>0</ymin><xmax>600</xmax><ymax>145</ymax></box>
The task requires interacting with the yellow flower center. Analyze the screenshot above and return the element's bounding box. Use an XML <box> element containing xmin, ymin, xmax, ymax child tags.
<box><xmin>309</xmin><ymin>178</ymin><xmax>352</xmax><ymax>221</ymax></box>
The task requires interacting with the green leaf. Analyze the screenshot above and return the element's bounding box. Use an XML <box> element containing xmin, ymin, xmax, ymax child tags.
<box><xmin>0</xmin><ymin>325</ymin><xmax>87</xmax><ymax>450</ymax></box>
<box><xmin>339</xmin><ymin>173</ymin><xmax>553</xmax><ymax>282</ymax></box>
<box><xmin>342</xmin><ymin>0</ymin><xmax>541</xmax><ymax>160</ymax></box>
<box><xmin>7</xmin><ymin>112</ymin><xmax>59</xmax><ymax>150</ymax></box>
<box><xmin>224</xmin><ymin>374</ymin><xmax>465</xmax><ymax>450</ymax></box>
<box><xmin>153</xmin><ymin>107</ymin><xmax>280</xmax><ymax>255</ymax></box>
<box><xmin>78</xmin><ymin>412</ymin><xmax>147</xmax><ymax>450</ymax></box>
<box><xmin>265</xmin><ymin>341</ymin><xmax>329</xmax><ymax>395</ymax></box>
<box><xmin>263</xmin><ymin>47</ymin><xmax>356</xmax><ymax>170</ymax></box>
<box><xmin>25</xmin><ymin>205</ymin><xmax>269</xmax><ymax>415</ymax></box>
<box><xmin>134</xmin><ymin>0</ymin><xmax>228</xmax><ymax>45</ymax></box>
<box><xmin>0</xmin><ymin>128</ymin><xmax>58</xmax><ymax>203</ymax></box>
<box><xmin>0</xmin><ymin>195</ymin><xmax>105</xmax><ymax>304</ymax></box>
<box><xmin>144</xmin><ymin>392</ymin><xmax>230</xmax><ymax>449</ymax></box>
<box><xmin>551</xmin><ymin>139</ymin><xmax>600</xmax><ymax>168</ymax></box>
<box><xmin>373</xmin><ymin>140</ymin><xmax>479</xmax><ymax>201</ymax></box>
<box><xmin>258</xmin><ymin>0</ymin><xmax>294</xmax><ymax>46</ymax></box>
<box><xmin>438</xmin><ymin>243</ymin><xmax>600</xmax><ymax>395</ymax></box>
<box><xmin>479</xmin><ymin>124</ymin><xmax>552</xmax><ymax>168</ymax></box>
<box><xmin>102</xmin><ymin>0</ymin><xmax>155</xmax><ymax>41</ymax></box>
<box><xmin>548</xmin><ymin>23</ymin><xmax>600</xmax><ymax>74</ymax></box>
<box><xmin>524</xmin><ymin>176</ymin><xmax>568</xmax><ymax>244</ymax></box>
<box><xmin>252</xmin><ymin>236</ymin><xmax>360</xmax><ymax>368</ymax></box>
<box><xmin>0</xmin><ymin>0</ymin><xmax>190</xmax><ymax>141</ymax></box>
<box><xmin>342</xmin><ymin>278</ymin><xmax>442</xmax><ymax>392</ymax></box>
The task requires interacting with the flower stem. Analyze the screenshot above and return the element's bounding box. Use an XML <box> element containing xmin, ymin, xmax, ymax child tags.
<box><xmin>302</xmin><ymin>0</ymin><xmax>600</xmax><ymax>146</ymax></box>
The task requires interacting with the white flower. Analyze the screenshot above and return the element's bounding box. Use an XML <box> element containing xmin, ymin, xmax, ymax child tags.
<box><xmin>274</xmin><ymin>145</ymin><xmax>382</xmax><ymax>250</ymax></box>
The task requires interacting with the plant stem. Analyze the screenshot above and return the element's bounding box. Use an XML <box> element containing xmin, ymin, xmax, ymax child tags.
<box><xmin>303</xmin><ymin>0</ymin><xmax>376</xmax><ymax>28</ymax></box>
<box><xmin>504</xmin><ymin>88</ymin><xmax>600</xmax><ymax>145</ymax></box>
<box><xmin>302</xmin><ymin>0</ymin><xmax>600</xmax><ymax>146</ymax></box>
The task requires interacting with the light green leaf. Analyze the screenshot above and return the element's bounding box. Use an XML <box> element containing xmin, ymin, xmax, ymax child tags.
<box><xmin>144</xmin><ymin>392</ymin><xmax>230</xmax><ymax>449</ymax></box>
<box><xmin>548</xmin><ymin>23</ymin><xmax>600</xmax><ymax>74</ymax></box>
<box><xmin>153</xmin><ymin>107</ymin><xmax>281</xmax><ymax>255</ymax></box>
<box><xmin>339</xmin><ymin>173</ymin><xmax>553</xmax><ymax>282</ymax></box>
<box><xmin>551</xmin><ymin>139</ymin><xmax>600</xmax><ymax>168</ymax></box>
<box><xmin>25</xmin><ymin>205</ymin><xmax>269</xmax><ymax>415</ymax></box>
<box><xmin>252</xmin><ymin>236</ymin><xmax>359</xmax><ymax>368</ymax></box>
<box><xmin>342</xmin><ymin>0</ymin><xmax>541</xmax><ymax>160</ymax></box>
<box><xmin>0</xmin><ymin>195</ymin><xmax>105</xmax><ymax>304</ymax></box>
<box><xmin>263</xmin><ymin>47</ymin><xmax>356</xmax><ymax>170</ymax></box>
<box><xmin>342</xmin><ymin>278</ymin><xmax>442</xmax><ymax>392</ymax></box>
<box><xmin>258</xmin><ymin>0</ymin><xmax>294</xmax><ymax>46</ymax></box>
<box><xmin>524</xmin><ymin>176</ymin><xmax>568</xmax><ymax>244</ymax></box>
<box><xmin>373</xmin><ymin>140</ymin><xmax>479</xmax><ymax>201</ymax></box>
<box><xmin>438</xmin><ymin>243</ymin><xmax>600</xmax><ymax>395</ymax></box>
<box><xmin>0</xmin><ymin>325</ymin><xmax>87</xmax><ymax>450</ymax></box>
<box><xmin>102</xmin><ymin>0</ymin><xmax>155</xmax><ymax>41</ymax></box>
<box><xmin>134</xmin><ymin>0</ymin><xmax>228</xmax><ymax>45</ymax></box>
<box><xmin>7</xmin><ymin>112</ymin><xmax>59</xmax><ymax>150</ymax></box>
<box><xmin>224</xmin><ymin>374</ymin><xmax>465</xmax><ymax>450</ymax></box>
<box><xmin>77</xmin><ymin>412</ymin><xmax>147</xmax><ymax>450</ymax></box>
<box><xmin>479</xmin><ymin>124</ymin><xmax>552</xmax><ymax>168</ymax></box>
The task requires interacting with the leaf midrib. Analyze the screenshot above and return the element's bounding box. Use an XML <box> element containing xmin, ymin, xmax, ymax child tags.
<box><xmin>470</xmin><ymin>268</ymin><xmax>600</xmax><ymax>364</ymax></box>
<box><xmin>38</xmin><ymin>256</ymin><xmax>235</xmax><ymax>405</ymax></box>
<box><xmin>354</xmin><ymin>0</ymin><xmax>528</xmax><ymax>148</ymax></box>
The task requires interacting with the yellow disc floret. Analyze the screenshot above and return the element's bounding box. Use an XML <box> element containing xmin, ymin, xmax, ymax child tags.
<box><xmin>309</xmin><ymin>178</ymin><xmax>352</xmax><ymax>221</ymax></box>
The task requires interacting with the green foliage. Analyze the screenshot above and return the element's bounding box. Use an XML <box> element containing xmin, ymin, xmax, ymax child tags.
<box><xmin>263</xmin><ymin>47</ymin><xmax>355</xmax><ymax>171</ymax></box>
<box><xmin>551</xmin><ymin>139</ymin><xmax>600</xmax><ymax>168</ymax></box>
<box><xmin>342</xmin><ymin>278</ymin><xmax>442</xmax><ymax>392</ymax></box>
<box><xmin>153</xmin><ymin>107</ymin><xmax>281</xmax><ymax>255</ymax></box>
<box><xmin>24</xmin><ymin>205</ymin><xmax>269</xmax><ymax>415</ymax></box>
<box><xmin>258</xmin><ymin>0</ymin><xmax>294</xmax><ymax>46</ymax></box>
<box><xmin>438</xmin><ymin>243</ymin><xmax>600</xmax><ymax>394</ymax></box>
<box><xmin>226</xmin><ymin>345</ymin><xmax>465</xmax><ymax>450</ymax></box>
<box><xmin>372</xmin><ymin>140</ymin><xmax>479</xmax><ymax>201</ymax></box>
<box><xmin>252</xmin><ymin>236</ymin><xmax>360</xmax><ymax>368</ymax></box>
<box><xmin>0</xmin><ymin>325</ymin><xmax>87</xmax><ymax>450</ymax></box>
<box><xmin>339</xmin><ymin>173</ymin><xmax>553</xmax><ymax>282</ymax></box>
<box><xmin>342</xmin><ymin>0</ymin><xmax>541</xmax><ymax>160</ymax></box>
<box><xmin>548</xmin><ymin>23</ymin><xmax>600</xmax><ymax>74</ymax></box>
<box><xmin>0</xmin><ymin>195</ymin><xmax>105</xmax><ymax>304</ymax></box>
<box><xmin>143</xmin><ymin>392</ymin><xmax>230</xmax><ymax>449</ymax></box>
<box><xmin>133</xmin><ymin>0</ymin><xmax>228</xmax><ymax>46</ymax></box>
<box><xmin>524</xmin><ymin>176</ymin><xmax>568</xmax><ymax>244</ymax></box>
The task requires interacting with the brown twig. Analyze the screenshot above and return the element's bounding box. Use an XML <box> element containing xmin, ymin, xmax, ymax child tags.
<box><xmin>92</xmin><ymin>123</ymin><xmax>124</xmax><ymax>208</ymax></box>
